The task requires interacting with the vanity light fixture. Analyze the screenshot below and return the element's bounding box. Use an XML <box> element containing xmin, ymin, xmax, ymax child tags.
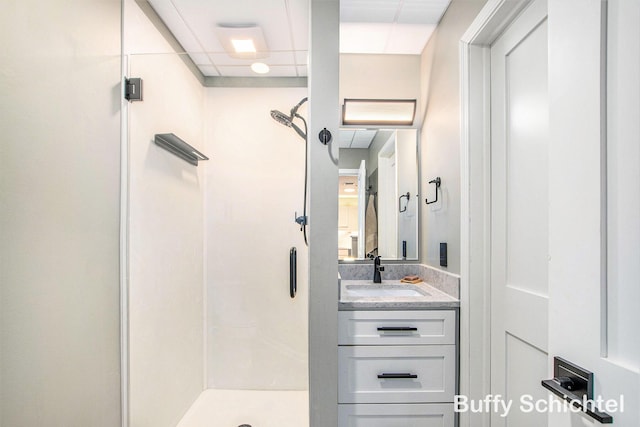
<box><xmin>342</xmin><ymin>99</ymin><xmax>417</xmax><ymax>126</ymax></box>
<box><xmin>216</xmin><ymin>24</ymin><xmax>269</xmax><ymax>59</ymax></box>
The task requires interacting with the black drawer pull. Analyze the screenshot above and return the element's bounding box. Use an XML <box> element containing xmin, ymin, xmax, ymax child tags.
<box><xmin>377</xmin><ymin>327</ymin><xmax>418</xmax><ymax>332</ymax></box>
<box><xmin>377</xmin><ymin>373</ymin><xmax>418</xmax><ymax>379</ymax></box>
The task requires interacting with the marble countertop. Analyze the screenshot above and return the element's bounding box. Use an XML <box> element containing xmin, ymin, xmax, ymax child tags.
<box><xmin>339</xmin><ymin>279</ymin><xmax>460</xmax><ymax>310</ymax></box>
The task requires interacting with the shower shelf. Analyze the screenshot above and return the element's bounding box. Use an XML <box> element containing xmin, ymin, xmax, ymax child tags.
<box><xmin>154</xmin><ymin>133</ymin><xmax>209</xmax><ymax>166</ymax></box>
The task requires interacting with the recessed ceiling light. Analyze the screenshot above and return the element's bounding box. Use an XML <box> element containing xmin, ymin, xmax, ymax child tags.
<box><xmin>251</xmin><ymin>62</ymin><xmax>270</xmax><ymax>74</ymax></box>
<box><xmin>231</xmin><ymin>39</ymin><xmax>256</xmax><ymax>54</ymax></box>
<box><xmin>344</xmin><ymin>188</ymin><xmax>356</xmax><ymax>193</ymax></box>
<box><xmin>216</xmin><ymin>24</ymin><xmax>269</xmax><ymax>59</ymax></box>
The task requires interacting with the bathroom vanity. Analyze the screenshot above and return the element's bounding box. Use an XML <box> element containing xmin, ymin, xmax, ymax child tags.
<box><xmin>338</xmin><ymin>278</ymin><xmax>460</xmax><ymax>427</ymax></box>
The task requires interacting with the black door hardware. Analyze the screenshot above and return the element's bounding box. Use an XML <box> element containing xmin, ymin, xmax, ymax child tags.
<box><xmin>541</xmin><ymin>357</ymin><xmax>613</xmax><ymax>424</ymax></box>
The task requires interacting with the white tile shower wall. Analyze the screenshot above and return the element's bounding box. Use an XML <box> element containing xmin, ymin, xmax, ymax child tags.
<box><xmin>127</xmin><ymin>1</ymin><xmax>205</xmax><ymax>426</ymax></box>
<box><xmin>205</xmin><ymin>87</ymin><xmax>309</xmax><ymax>390</ymax></box>
<box><xmin>338</xmin><ymin>263</ymin><xmax>459</xmax><ymax>299</ymax></box>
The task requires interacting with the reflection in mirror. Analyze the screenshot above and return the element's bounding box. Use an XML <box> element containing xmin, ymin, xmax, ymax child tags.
<box><xmin>338</xmin><ymin>129</ymin><xmax>418</xmax><ymax>261</ymax></box>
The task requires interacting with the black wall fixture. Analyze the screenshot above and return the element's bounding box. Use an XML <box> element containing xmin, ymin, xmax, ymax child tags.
<box><xmin>154</xmin><ymin>133</ymin><xmax>209</xmax><ymax>166</ymax></box>
<box><xmin>425</xmin><ymin>177</ymin><xmax>441</xmax><ymax>205</ymax></box>
<box><xmin>124</xmin><ymin>77</ymin><xmax>143</xmax><ymax>102</ymax></box>
<box><xmin>440</xmin><ymin>243</ymin><xmax>447</xmax><ymax>267</ymax></box>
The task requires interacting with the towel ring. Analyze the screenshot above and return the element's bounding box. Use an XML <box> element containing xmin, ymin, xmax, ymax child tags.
<box><xmin>425</xmin><ymin>177</ymin><xmax>441</xmax><ymax>205</ymax></box>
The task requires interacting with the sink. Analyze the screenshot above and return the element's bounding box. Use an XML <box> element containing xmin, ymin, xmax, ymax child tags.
<box><xmin>343</xmin><ymin>284</ymin><xmax>430</xmax><ymax>298</ymax></box>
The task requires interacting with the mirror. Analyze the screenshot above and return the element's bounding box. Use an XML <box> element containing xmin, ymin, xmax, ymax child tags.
<box><xmin>338</xmin><ymin>128</ymin><xmax>419</xmax><ymax>261</ymax></box>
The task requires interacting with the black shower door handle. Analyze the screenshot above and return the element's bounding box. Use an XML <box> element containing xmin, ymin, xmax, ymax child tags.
<box><xmin>289</xmin><ymin>247</ymin><xmax>297</xmax><ymax>298</ymax></box>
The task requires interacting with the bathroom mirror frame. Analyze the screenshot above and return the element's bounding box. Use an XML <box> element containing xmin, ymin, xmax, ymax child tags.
<box><xmin>338</xmin><ymin>127</ymin><xmax>421</xmax><ymax>263</ymax></box>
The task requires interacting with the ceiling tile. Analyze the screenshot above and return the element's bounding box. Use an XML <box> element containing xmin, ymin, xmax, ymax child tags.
<box><xmin>187</xmin><ymin>52</ymin><xmax>213</xmax><ymax>65</ymax></box>
<box><xmin>171</xmin><ymin>0</ymin><xmax>293</xmax><ymax>53</ymax></box>
<box><xmin>198</xmin><ymin>64</ymin><xmax>221</xmax><ymax>76</ymax></box>
<box><xmin>340</xmin><ymin>0</ymin><xmax>402</xmax><ymax>23</ymax></box>
<box><xmin>339</xmin><ymin>130</ymin><xmax>356</xmax><ymax>148</ymax></box>
<box><xmin>297</xmin><ymin>65</ymin><xmax>307</xmax><ymax>76</ymax></box>
<box><xmin>397</xmin><ymin>0</ymin><xmax>450</xmax><ymax>25</ymax></box>
<box><xmin>217</xmin><ymin>64</ymin><xmax>297</xmax><ymax>77</ymax></box>
<box><xmin>294</xmin><ymin>50</ymin><xmax>308</xmax><ymax>65</ymax></box>
<box><xmin>286</xmin><ymin>0</ymin><xmax>310</xmax><ymax>51</ymax></box>
<box><xmin>351</xmin><ymin>129</ymin><xmax>378</xmax><ymax>148</ymax></box>
<box><xmin>148</xmin><ymin>0</ymin><xmax>208</xmax><ymax>53</ymax></box>
<box><xmin>149</xmin><ymin>0</ymin><xmax>447</xmax><ymax>69</ymax></box>
<box><xmin>209</xmin><ymin>51</ymin><xmax>295</xmax><ymax>66</ymax></box>
<box><xmin>340</xmin><ymin>23</ymin><xmax>391</xmax><ymax>54</ymax></box>
<box><xmin>386</xmin><ymin>24</ymin><xmax>436</xmax><ymax>54</ymax></box>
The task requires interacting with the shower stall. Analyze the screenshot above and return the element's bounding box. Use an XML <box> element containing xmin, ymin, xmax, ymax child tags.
<box><xmin>124</xmin><ymin>2</ymin><xmax>309</xmax><ymax>426</ymax></box>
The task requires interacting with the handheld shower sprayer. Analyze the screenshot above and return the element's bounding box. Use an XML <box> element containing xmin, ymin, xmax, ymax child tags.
<box><xmin>270</xmin><ymin>97</ymin><xmax>308</xmax><ymax>140</ymax></box>
<box><xmin>270</xmin><ymin>109</ymin><xmax>293</xmax><ymax>127</ymax></box>
<box><xmin>270</xmin><ymin>97</ymin><xmax>310</xmax><ymax>245</ymax></box>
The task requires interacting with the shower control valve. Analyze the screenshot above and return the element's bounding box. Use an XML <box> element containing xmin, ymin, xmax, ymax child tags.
<box><xmin>318</xmin><ymin>128</ymin><xmax>332</xmax><ymax>145</ymax></box>
<box><xmin>295</xmin><ymin>212</ymin><xmax>308</xmax><ymax>227</ymax></box>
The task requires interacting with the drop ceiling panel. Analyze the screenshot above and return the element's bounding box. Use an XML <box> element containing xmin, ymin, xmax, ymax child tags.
<box><xmin>217</xmin><ymin>65</ymin><xmax>297</xmax><ymax>77</ymax></box>
<box><xmin>147</xmin><ymin>0</ymin><xmax>450</xmax><ymax>76</ymax></box>
<box><xmin>397</xmin><ymin>0</ymin><xmax>450</xmax><ymax>24</ymax></box>
<box><xmin>339</xmin><ymin>0</ymin><xmax>451</xmax><ymax>54</ymax></box>
<box><xmin>340</xmin><ymin>23</ymin><xmax>392</xmax><ymax>54</ymax></box>
<box><xmin>386</xmin><ymin>24</ymin><xmax>436</xmax><ymax>54</ymax></box>
<box><xmin>339</xmin><ymin>130</ymin><xmax>356</xmax><ymax>148</ymax></box>
<box><xmin>294</xmin><ymin>50</ymin><xmax>308</xmax><ymax>65</ymax></box>
<box><xmin>287</xmin><ymin>0</ymin><xmax>310</xmax><ymax>51</ymax></box>
<box><xmin>208</xmin><ymin>51</ymin><xmax>295</xmax><ymax>66</ymax></box>
<box><xmin>147</xmin><ymin>0</ymin><xmax>209</xmax><ymax>54</ymax></box>
<box><xmin>351</xmin><ymin>129</ymin><xmax>377</xmax><ymax>148</ymax></box>
<box><xmin>198</xmin><ymin>65</ymin><xmax>221</xmax><ymax>76</ymax></box>
<box><xmin>171</xmin><ymin>0</ymin><xmax>292</xmax><ymax>52</ymax></box>
<box><xmin>189</xmin><ymin>52</ymin><xmax>214</xmax><ymax>65</ymax></box>
<box><xmin>297</xmin><ymin>65</ymin><xmax>308</xmax><ymax>76</ymax></box>
<box><xmin>341</xmin><ymin>0</ymin><xmax>402</xmax><ymax>23</ymax></box>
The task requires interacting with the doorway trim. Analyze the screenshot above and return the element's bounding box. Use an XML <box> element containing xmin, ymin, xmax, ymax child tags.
<box><xmin>458</xmin><ymin>1</ymin><xmax>534</xmax><ymax>426</ymax></box>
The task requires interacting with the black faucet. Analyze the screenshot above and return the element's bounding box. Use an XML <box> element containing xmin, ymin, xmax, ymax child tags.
<box><xmin>372</xmin><ymin>255</ymin><xmax>384</xmax><ymax>283</ymax></box>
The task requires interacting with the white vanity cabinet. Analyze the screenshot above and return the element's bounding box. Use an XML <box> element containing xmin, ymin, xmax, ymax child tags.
<box><xmin>338</xmin><ymin>310</ymin><xmax>457</xmax><ymax>427</ymax></box>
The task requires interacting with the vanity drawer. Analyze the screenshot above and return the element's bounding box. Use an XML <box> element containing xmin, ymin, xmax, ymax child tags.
<box><xmin>338</xmin><ymin>310</ymin><xmax>455</xmax><ymax>345</ymax></box>
<box><xmin>339</xmin><ymin>404</ymin><xmax>454</xmax><ymax>427</ymax></box>
<box><xmin>338</xmin><ymin>345</ymin><xmax>456</xmax><ymax>404</ymax></box>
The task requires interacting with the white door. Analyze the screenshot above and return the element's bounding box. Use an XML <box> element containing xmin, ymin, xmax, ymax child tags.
<box><xmin>378</xmin><ymin>136</ymin><xmax>398</xmax><ymax>259</ymax></box>
<box><xmin>465</xmin><ymin>1</ymin><xmax>639</xmax><ymax>426</ymax></box>
<box><xmin>490</xmin><ymin>1</ymin><xmax>549</xmax><ymax>426</ymax></box>
<box><xmin>357</xmin><ymin>160</ymin><xmax>366</xmax><ymax>259</ymax></box>
<box><xmin>546</xmin><ymin>0</ymin><xmax>640</xmax><ymax>425</ymax></box>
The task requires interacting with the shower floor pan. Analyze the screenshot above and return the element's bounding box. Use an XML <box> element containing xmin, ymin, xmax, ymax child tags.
<box><xmin>176</xmin><ymin>389</ymin><xmax>309</xmax><ymax>427</ymax></box>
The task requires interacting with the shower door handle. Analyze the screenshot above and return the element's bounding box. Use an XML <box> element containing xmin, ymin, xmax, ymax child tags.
<box><xmin>289</xmin><ymin>247</ymin><xmax>297</xmax><ymax>298</ymax></box>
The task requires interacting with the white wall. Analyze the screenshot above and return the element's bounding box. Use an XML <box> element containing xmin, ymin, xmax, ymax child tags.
<box><xmin>0</xmin><ymin>0</ymin><xmax>121</xmax><ymax>425</ymax></box>
<box><xmin>205</xmin><ymin>87</ymin><xmax>309</xmax><ymax>390</ymax></box>
<box><xmin>419</xmin><ymin>0</ymin><xmax>488</xmax><ymax>272</ymax></box>
<box><xmin>340</xmin><ymin>54</ymin><xmax>422</xmax><ymax>119</ymax></box>
<box><xmin>338</xmin><ymin>148</ymin><xmax>368</xmax><ymax>169</ymax></box>
<box><xmin>126</xmin><ymin>1</ymin><xmax>205</xmax><ymax>425</ymax></box>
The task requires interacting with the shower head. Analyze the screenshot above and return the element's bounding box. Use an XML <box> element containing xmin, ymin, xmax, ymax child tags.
<box><xmin>270</xmin><ymin>109</ymin><xmax>293</xmax><ymax>127</ymax></box>
<box><xmin>270</xmin><ymin>100</ymin><xmax>307</xmax><ymax>140</ymax></box>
